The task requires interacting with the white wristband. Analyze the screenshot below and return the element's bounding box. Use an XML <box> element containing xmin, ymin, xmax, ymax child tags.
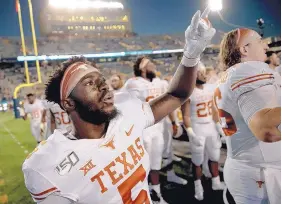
<box><xmin>181</xmin><ymin>55</ymin><xmax>200</xmax><ymax>67</ymax></box>
<box><xmin>278</xmin><ymin>124</ymin><xmax>281</xmax><ymax>132</ymax></box>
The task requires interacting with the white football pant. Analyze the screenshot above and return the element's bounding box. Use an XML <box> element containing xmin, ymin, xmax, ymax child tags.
<box><xmin>143</xmin><ymin>126</ymin><xmax>164</xmax><ymax>170</ymax></box>
<box><xmin>162</xmin><ymin>117</ymin><xmax>173</xmax><ymax>159</ymax></box>
<box><xmin>190</xmin><ymin>123</ymin><xmax>221</xmax><ymax>166</ymax></box>
<box><xmin>224</xmin><ymin>158</ymin><xmax>270</xmax><ymax>204</ymax></box>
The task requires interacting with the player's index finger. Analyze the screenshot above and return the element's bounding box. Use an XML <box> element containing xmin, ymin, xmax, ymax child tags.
<box><xmin>201</xmin><ymin>7</ymin><xmax>211</xmax><ymax>18</ymax></box>
<box><xmin>190</xmin><ymin>10</ymin><xmax>201</xmax><ymax>29</ymax></box>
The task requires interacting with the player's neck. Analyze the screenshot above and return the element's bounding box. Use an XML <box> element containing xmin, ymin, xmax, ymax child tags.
<box><xmin>72</xmin><ymin>117</ymin><xmax>108</xmax><ymax>139</ymax></box>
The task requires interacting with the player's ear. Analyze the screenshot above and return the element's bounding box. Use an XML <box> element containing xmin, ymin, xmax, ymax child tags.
<box><xmin>239</xmin><ymin>46</ymin><xmax>248</xmax><ymax>57</ymax></box>
<box><xmin>61</xmin><ymin>98</ymin><xmax>75</xmax><ymax>112</ymax></box>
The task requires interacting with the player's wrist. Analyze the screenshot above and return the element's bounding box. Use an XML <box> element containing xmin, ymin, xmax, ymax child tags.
<box><xmin>171</xmin><ymin>121</ymin><xmax>176</xmax><ymax>125</ymax></box>
<box><xmin>181</xmin><ymin>55</ymin><xmax>200</xmax><ymax>67</ymax></box>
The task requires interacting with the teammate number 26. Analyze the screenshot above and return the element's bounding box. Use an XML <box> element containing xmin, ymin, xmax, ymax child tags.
<box><xmin>214</xmin><ymin>88</ymin><xmax>237</xmax><ymax>136</ymax></box>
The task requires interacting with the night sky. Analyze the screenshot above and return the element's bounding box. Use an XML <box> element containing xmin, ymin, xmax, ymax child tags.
<box><xmin>0</xmin><ymin>0</ymin><xmax>280</xmax><ymax>37</ymax></box>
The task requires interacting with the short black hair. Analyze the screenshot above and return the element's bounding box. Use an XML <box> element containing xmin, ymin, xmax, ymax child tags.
<box><xmin>45</xmin><ymin>56</ymin><xmax>91</xmax><ymax>107</ymax></box>
<box><xmin>26</xmin><ymin>93</ymin><xmax>34</xmax><ymax>97</ymax></box>
<box><xmin>133</xmin><ymin>56</ymin><xmax>146</xmax><ymax>77</ymax></box>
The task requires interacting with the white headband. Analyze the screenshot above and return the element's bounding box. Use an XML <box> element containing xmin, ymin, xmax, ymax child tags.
<box><xmin>60</xmin><ymin>62</ymin><xmax>97</xmax><ymax>100</ymax></box>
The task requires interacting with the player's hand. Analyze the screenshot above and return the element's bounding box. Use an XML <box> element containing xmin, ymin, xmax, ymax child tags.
<box><xmin>181</xmin><ymin>7</ymin><xmax>216</xmax><ymax>67</ymax></box>
<box><xmin>186</xmin><ymin>127</ymin><xmax>203</xmax><ymax>146</ymax></box>
<box><xmin>215</xmin><ymin>122</ymin><xmax>225</xmax><ymax>136</ymax></box>
<box><xmin>172</xmin><ymin>123</ymin><xmax>178</xmax><ymax>136</ymax></box>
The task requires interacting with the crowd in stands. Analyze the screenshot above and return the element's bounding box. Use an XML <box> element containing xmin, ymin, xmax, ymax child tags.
<box><xmin>0</xmin><ymin>32</ymin><xmax>224</xmax><ymax>58</ymax></box>
<box><xmin>0</xmin><ymin>32</ymin><xmax>279</xmax><ymax>104</ymax></box>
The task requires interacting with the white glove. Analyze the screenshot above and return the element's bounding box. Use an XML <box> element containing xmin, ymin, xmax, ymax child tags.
<box><xmin>181</xmin><ymin>8</ymin><xmax>216</xmax><ymax>67</ymax></box>
<box><xmin>185</xmin><ymin>127</ymin><xmax>202</xmax><ymax>146</ymax></box>
<box><xmin>215</xmin><ymin>122</ymin><xmax>225</xmax><ymax>136</ymax></box>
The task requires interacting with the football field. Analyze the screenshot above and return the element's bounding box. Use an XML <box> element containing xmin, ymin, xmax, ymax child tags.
<box><xmin>0</xmin><ymin>111</ymin><xmax>234</xmax><ymax>204</ymax></box>
<box><xmin>0</xmin><ymin>111</ymin><xmax>35</xmax><ymax>204</ymax></box>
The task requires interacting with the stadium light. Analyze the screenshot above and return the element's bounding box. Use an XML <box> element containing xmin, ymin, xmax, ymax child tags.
<box><xmin>208</xmin><ymin>0</ymin><xmax>222</xmax><ymax>11</ymax></box>
<box><xmin>49</xmin><ymin>0</ymin><xmax>124</xmax><ymax>9</ymax></box>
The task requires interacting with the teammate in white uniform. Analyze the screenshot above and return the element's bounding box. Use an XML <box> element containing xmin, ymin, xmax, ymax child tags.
<box><xmin>181</xmin><ymin>64</ymin><xmax>225</xmax><ymax>201</ymax></box>
<box><xmin>110</xmin><ymin>74</ymin><xmax>124</xmax><ymax>94</ymax></box>
<box><xmin>22</xmin><ymin>8</ymin><xmax>216</xmax><ymax>204</ymax></box>
<box><xmin>161</xmin><ymin>76</ymin><xmax>183</xmax><ymax>165</ymax></box>
<box><xmin>41</xmin><ymin>100</ymin><xmax>52</xmax><ymax>139</ymax></box>
<box><xmin>23</xmin><ymin>93</ymin><xmax>45</xmax><ymax>144</ymax></box>
<box><xmin>123</xmin><ymin>57</ymin><xmax>168</xmax><ymax>203</ymax></box>
<box><xmin>217</xmin><ymin>28</ymin><xmax>281</xmax><ymax>204</ymax></box>
<box><xmin>159</xmin><ymin>77</ymin><xmax>187</xmax><ymax>185</ymax></box>
<box><xmin>43</xmin><ymin>101</ymin><xmax>73</xmax><ymax>136</ymax></box>
<box><xmin>266</xmin><ymin>51</ymin><xmax>280</xmax><ymax>71</ymax></box>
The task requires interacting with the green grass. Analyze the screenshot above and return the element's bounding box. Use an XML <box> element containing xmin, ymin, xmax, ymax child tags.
<box><xmin>0</xmin><ymin>111</ymin><xmax>38</xmax><ymax>204</ymax></box>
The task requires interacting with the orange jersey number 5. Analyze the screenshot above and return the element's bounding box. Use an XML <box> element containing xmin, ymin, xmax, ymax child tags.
<box><xmin>118</xmin><ymin>165</ymin><xmax>150</xmax><ymax>204</ymax></box>
<box><xmin>214</xmin><ymin>88</ymin><xmax>237</xmax><ymax>136</ymax></box>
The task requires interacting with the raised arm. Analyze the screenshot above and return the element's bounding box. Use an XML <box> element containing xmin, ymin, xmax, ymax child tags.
<box><xmin>149</xmin><ymin>8</ymin><xmax>216</xmax><ymax>123</ymax></box>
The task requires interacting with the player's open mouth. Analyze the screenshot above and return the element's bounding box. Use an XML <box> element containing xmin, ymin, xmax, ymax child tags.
<box><xmin>103</xmin><ymin>92</ymin><xmax>114</xmax><ymax>103</ymax></box>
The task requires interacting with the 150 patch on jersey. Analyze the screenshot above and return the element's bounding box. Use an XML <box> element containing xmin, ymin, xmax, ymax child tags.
<box><xmin>55</xmin><ymin>151</ymin><xmax>79</xmax><ymax>176</ymax></box>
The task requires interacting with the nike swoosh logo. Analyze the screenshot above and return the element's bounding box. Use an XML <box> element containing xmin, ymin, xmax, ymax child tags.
<box><xmin>125</xmin><ymin>125</ymin><xmax>134</xmax><ymax>136</ymax></box>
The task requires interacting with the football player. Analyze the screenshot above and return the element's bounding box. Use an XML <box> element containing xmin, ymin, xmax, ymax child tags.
<box><xmin>23</xmin><ymin>93</ymin><xmax>45</xmax><ymax>144</ymax></box>
<box><xmin>181</xmin><ymin>63</ymin><xmax>225</xmax><ymax>201</ymax></box>
<box><xmin>266</xmin><ymin>51</ymin><xmax>280</xmax><ymax>71</ymax></box>
<box><xmin>122</xmin><ymin>57</ymin><xmax>169</xmax><ymax>203</ymax></box>
<box><xmin>22</xmin><ymin>8</ymin><xmax>215</xmax><ymax>204</ymax></box>
<box><xmin>110</xmin><ymin>74</ymin><xmax>124</xmax><ymax>93</ymax></box>
<box><xmin>217</xmin><ymin>28</ymin><xmax>281</xmax><ymax>204</ymax></box>
<box><xmin>42</xmin><ymin>101</ymin><xmax>73</xmax><ymax>136</ymax></box>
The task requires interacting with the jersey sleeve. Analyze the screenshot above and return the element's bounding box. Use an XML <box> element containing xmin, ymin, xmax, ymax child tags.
<box><xmin>275</xmin><ymin>65</ymin><xmax>281</xmax><ymax>75</ymax></box>
<box><xmin>23</xmin><ymin>103</ymin><xmax>30</xmax><ymax>114</ymax></box>
<box><xmin>122</xmin><ymin>79</ymin><xmax>145</xmax><ymax>101</ymax></box>
<box><xmin>42</xmin><ymin>100</ymin><xmax>53</xmax><ymax>109</ymax></box>
<box><xmin>22</xmin><ymin>165</ymin><xmax>77</xmax><ymax>203</ymax></box>
<box><xmin>115</xmin><ymin>92</ymin><xmax>155</xmax><ymax>129</ymax></box>
<box><xmin>229</xmin><ymin>62</ymin><xmax>275</xmax><ymax>99</ymax></box>
<box><xmin>238</xmin><ymin>85</ymin><xmax>280</xmax><ymax>125</ymax></box>
<box><xmin>38</xmin><ymin>194</ymin><xmax>74</xmax><ymax>204</ymax></box>
<box><xmin>22</xmin><ymin>166</ymin><xmax>60</xmax><ymax>202</ymax></box>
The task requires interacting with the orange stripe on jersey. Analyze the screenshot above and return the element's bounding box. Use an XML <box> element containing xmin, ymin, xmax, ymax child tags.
<box><xmin>231</xmin><ymin>76</ymin><xmax>274</xmax><ymax>91</ymax></box>
<box><xmin>231</xmin><ymin>74</ymin><xmax>273</xmax><ymax>88</ymax></box>
<box><xmin>30</xmin><ymin>187</ymin><xmax>58</xmax><ymax>196</ymax></box>
<box><xmin>33</xmin><ymin>191</ymin><xmax>60</xmax><ymax>201</ymax></box>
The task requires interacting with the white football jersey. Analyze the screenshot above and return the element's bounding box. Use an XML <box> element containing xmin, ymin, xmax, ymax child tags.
<box><xmin>123</xmin><ymin>77</ymin><xmax>165</xmax><ymax>132</ymax></box>
<box><xmin>123</xmin><ymin>77</ymin><xmax>165</xmax><ymax>102</ymax></box>
<box><xmin>214</xmin><ymin>61</ymin><xmax>281</xmax><ymax>168</ymax></box>
<box><xmin>275</xmin><ymin>65</ymin><xmax>281</xmax><ymax>75</ymax></box>
<box><xmin>23</xmin><ymin>99</ymin><xmax>44</xmax><ymax>125</ymax></box>
<box><xmin>189</xmin><ymin>84</ymin><xmax>216</xmax><ymax>124</ymax></box>
<box><xmin>22</xmin><ymin>92</ymin><xmax>154</xmax><ymax>204</ymax></box>
<box><xmin>44</xmin><ymin>101</ymin><xmax>73</xmax><ymax>132</ymax></box>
